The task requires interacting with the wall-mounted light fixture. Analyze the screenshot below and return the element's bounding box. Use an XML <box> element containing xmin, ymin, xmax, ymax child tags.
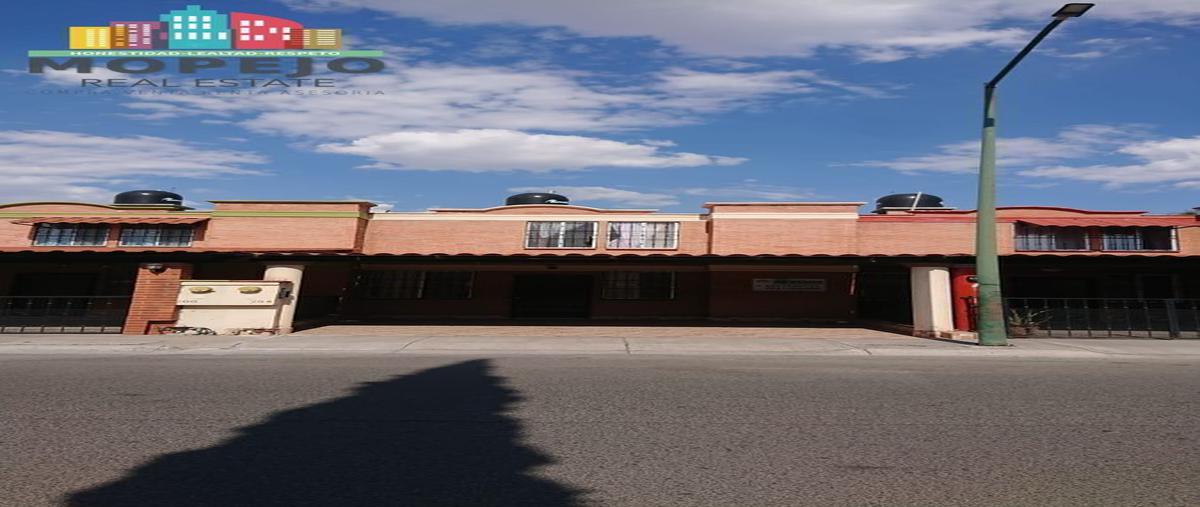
<box><xmin>144</xmin><ymin>263</ymin><xmax>166</xmax><ymax>274</ymax></box>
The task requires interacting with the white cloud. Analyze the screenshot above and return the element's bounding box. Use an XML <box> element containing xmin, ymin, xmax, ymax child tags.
<box><xmin>1021</xmin><ymin>136</ymin><xmax>1200</xmax><ymax>187</ymax></box>
<box><xmin>276</xmin><ymin>0</ymin><xmax>1200</xmax><ymax>60</ymax></box>
<box><xmin>110</xmin><ymin>65</ymin><xmax>884</xmax><ymax>138</ymax></box>
<box><xmin>0</xmin><ymin>130</ymin><xmax>266</xmax><ymax>202</ymax></box>
<box><xmin>852</xmin><ymin>124</ymin><xmax>1152</xmax><ymax>174</ymax></box>
<box><xmin>852</xmin><ymin>124</ymin><xmax>1200</xmax><ymax>189</ymax></box>
<box><xmin>1046</xmin><ymin>37</ymin><xmax>1155</xmax><ymax>59</ymax></box>
<box><xmin>680</xmin><ymin>183</ymin><xmax>818</xmax><ymax>201</ymax></box>
<box><xmin>508</xmin><ymin>186</ymin><xmax>680</xmax><ymax>207</ymax></box>
<box><xmin>315</xmin><ymin>129</ymin><xmax>744</xmax><ymax>172</ymax></box>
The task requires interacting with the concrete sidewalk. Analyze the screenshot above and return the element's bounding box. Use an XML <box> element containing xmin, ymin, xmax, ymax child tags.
<box><xmin>1</xmin><ymin>332</ymin><xmax>1199</xmax><ymax>358</ymax></box>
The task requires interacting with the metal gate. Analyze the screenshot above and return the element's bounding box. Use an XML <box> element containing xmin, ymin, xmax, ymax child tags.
<box><xmin>0</xmin><ymin>296</ymin><xmax>131</xmax><ymax>333</ymax></box>
<box><xmin>1004</xmin><ymin>297</ymin><xmax>1200</xmax><ymax>339</ymax></box>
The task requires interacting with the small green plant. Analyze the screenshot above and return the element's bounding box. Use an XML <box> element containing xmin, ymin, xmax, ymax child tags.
<box><xmin>1007</xmin><ymin>309</ymin><xmax>1050</xmax><ymax>336</ymax></box>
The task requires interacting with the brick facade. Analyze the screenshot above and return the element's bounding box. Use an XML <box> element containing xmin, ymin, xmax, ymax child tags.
<box><xmin>1</xmin><ymin>197</ymin><xmax>1198</xmax><ymax>334</ymax></box>
<box><xmin>123</xmin><ymin>263</ymin><xmax>192</xmax><ymax>335</ymax></box>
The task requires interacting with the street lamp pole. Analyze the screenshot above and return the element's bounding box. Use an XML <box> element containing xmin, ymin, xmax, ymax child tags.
<box><xmin>975</xmin><ymin>3</ymin><xmax>1093</xmax><ymax>346</ymax></box>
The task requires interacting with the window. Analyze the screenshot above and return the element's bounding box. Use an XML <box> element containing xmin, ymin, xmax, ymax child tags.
<box><xmin>33</xmin><ymin>224</ymin><xmax>108</xmax><ymax>246</ymax></box>
<box><xmin>202</xmin><ymin>23</ymin><xmax>211</xmax><ymax>29</ymax></box>
<box><xmin>1014</xmin><ymin>225</ymin><xmax>1087</xmax><ymax>251</ymax></box>
<box><xmin>188</xmin><ymin>15</ymin><xmax>197</xmax><ymax>21</ymax></box>
<box><xmin>607</xmin><ymin>222</ymin><xmax>678</xmax><ymax>249</ymax></box>
<box><xmin>423</xmin><ymin>271</ymin><xmax>474</xmax><ymax>299</ymax></box>
<box><xmin>361</xmin><ymin>270</ymin><xmax>423</xmax><ymax>299</ymax></box>
<box><xmin>269</xmin><ymin>27</ymin><xmax>278</xmax><ymax>34</ymax></box>
<box><xmin>240</xmin><ymin>35</ymin><xmax>250</xmax><ymax>41</ymax></box>
<box><xmin>254</xmin><ymin>34</ymin><xmax>264</xmax><ymax>41</ymax></box>
<box><xmin>202</xmin><ymin>32</ymin><xmax>211</xmax><ymax>40</ymax></box>
<box><xmin>188</xmin><ymin>23</ymin><xmax>197</xmax><ymax>29</ymax></box>
<box><xmin>359</xmin><ymin>271</ymin><xmax>473</xmax><ymax>300</ymax></box>
<box><xmin>255</xmin><ymin>20</ymin><xmax>265</xmax><ymax>26</ymax></box>
<box><xmin>118</xmin><ymin>225</ymin><xmax>194</xmax><ymax>247</ymax></box>
<box><xmin>1102</xmin><ymin>227</ymin><xmax>1175</xmax><ymax>251</ymax></box>
<box><xmin>240</xmin><ymin>20</ymin><xmax>250</xmax><ymax>26</ymax></box>
<box><xmin>174</xmin><ymin>33</ymin><xmax>182</xmax><ymax>40</ymax></box>
<box><xmin>173</xmin><ymin>15</ymin><xmax>182</xmax><ymax>21</ymax></box>
<box><xmin>282</xmin><ymin>35</ymin><xmax>291</xmax><ymax>41</ymax></box>
<box><xmin>202</xmin><ymin>15</ymin><xmax>211</xmax><ymax>21</ymax></box>
<box><xmin>283</xmin><ymin>27</ymin><xmax>292</xmax><ymax>33</ymax></box>
<box><xmin>173</xmin><ymin>23</ymin><xmax>182</xmax><ymax>30</ymax></box>
<box><xmin>601</xmin><ymin>272</ymin><xmax>676</xmax><ymax>300</ymax></box>
<box><xmin>525</xmin><ymin>221</ymin><xmax>596</xmax><ymax>248</ymax></box>
<box><xmin>1015</xmin><ymin>224</ymin><xmax>1177</xmax><ymax>252</ymax></box>
<box><xmin>241</xmin><ymin>27</ymin><xmax>250</xmax><ymax>33</ymax></box>
<box><xmin>188</xmin><ymin>33</ymin><xmax>197</xmax><ymax>40</ymax></box>
<box><xmin>218</xmin><ymin>32</ymin><xmax>227</xmax><ymax>40</ymax></box>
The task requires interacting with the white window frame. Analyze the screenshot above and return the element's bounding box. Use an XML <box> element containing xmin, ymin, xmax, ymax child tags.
<box><xmin>606</xmin><ymin>221</ymin><xmax>680</xmax><ymax>250</ymax></box>
<box><xmin>524</xmin><ymin>221</ymin><xmax>597</xmax><ymax>249</ymax></box>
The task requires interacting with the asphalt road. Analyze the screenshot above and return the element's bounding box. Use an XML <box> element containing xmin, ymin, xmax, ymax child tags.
<box><xmin>1</xmin><ymin>354</ymin><xmax>1197</xmax><ymax>506</ymax></box>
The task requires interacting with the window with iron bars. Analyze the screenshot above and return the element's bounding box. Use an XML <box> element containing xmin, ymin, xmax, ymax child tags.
<box><xmin>118</xmin><ymin>225</ymin><xmax>195</xmax><ymax>247</ymax></box>
<box><xmin>601</xmin><ymin>272</ymin><xmax>676</xmax><ymax>300</ymax></box>
<box><xmin>32</xmin><ymin>224</ymin><xmax>109</xmax><ymax>246</ymax></box>
<box><xmin>359</xmin><ymin>270</ymin><xmax>474</xmax><ymax>300</ymax></box>
<box><xmin>1015</xmin><ymin>224</ymin><xmax>1176</xmax><ymax>252</ymax></box>
<box><xmin>606</xmin><ymin>222</ymin><xmax>679</xmax><ymax>249</ymax></box>
<box><xmin>1101</xmin><ymin>227</ymin><xmax>1175</xmax><ymax>251</ymax></box>
<box><xmin>1014</xmin><ymin>224</ymin><xmax>1088</xmax><ymax>251</ymax></box>
<box><xmin>525</xmin><ymin>221</ymin><xmax>596</xmax><ymax>248</ymax></box>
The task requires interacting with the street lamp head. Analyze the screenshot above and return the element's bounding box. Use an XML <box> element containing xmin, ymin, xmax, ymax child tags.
<box><xmin>1053</xmin><ymin>3</ymin><xmax>1094</xmax><ymax>19</ymax></box>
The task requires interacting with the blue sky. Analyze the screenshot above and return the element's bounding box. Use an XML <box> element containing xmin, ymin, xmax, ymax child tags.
<box><xmin>2</xmin><ymin>1</ymin><xmax>1198</xmax><ymax>213</ymax></box>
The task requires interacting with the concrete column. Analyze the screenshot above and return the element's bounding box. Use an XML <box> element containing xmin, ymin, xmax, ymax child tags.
<box><xmin>910</xmin><ymin>266</ymin><xmax>954</xmax><ymax>338</ymax></box>
<box><xmin>264</xmin><ymin>264</ymin><xmax>305</xmax><ymax>334</ymax></box>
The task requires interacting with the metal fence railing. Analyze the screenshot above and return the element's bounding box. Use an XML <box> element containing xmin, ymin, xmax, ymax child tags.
<box><xmin>1003</xmin><ymin>297</ymin><xmax>1200</xmax><ymax>339</ymax></box>
<box><xmin>0</xmin><ymin>296</ymin><xmax>131</xmax><ymax>334</ymax></box>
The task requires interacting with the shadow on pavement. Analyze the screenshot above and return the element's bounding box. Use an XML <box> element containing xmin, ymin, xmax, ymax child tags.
<box><xmin>66</xmin><ymin>359</ymin><xmax>583</xmax><ymax>506</ymax></box>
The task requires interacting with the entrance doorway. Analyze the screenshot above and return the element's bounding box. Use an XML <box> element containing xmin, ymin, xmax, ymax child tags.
<box><xmin>512</xmin><ymin>274</ymin><xmax>592</xmax><ymax>318</ymax></box>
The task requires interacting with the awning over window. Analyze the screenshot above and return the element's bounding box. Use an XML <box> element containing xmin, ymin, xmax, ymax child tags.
<box><xmin>1016</xmin><ymin>218</ymin><xmax>1192</xmax><ymax>227</ymax></box>
<box><xmin>11</xmin><ymin>216</ymin><xmax>208</xmax><ymax>225</ymax></box>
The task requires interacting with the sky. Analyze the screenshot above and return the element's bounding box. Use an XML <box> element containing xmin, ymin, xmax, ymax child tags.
<box><xmin>1</xmin><ymin>1</ymin><xmax>1198</xmax><ymax>213</ymax></box>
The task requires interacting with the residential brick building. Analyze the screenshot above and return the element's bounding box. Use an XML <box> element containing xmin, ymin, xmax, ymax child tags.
<box><xmin>1</xmin><ymin>192</ymin><xmax>1197</xmax><ymax>338</ymax></box>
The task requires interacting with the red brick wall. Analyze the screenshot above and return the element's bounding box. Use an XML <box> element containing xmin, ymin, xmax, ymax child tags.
<box><xmin>591</xmin><ymin>271</ymin><xmax>708</xmax><ymax>319</ymax></box>
<box><xmin>123</xmin><ymin>263</ymin><xmax>191</xmax><ymax>335</ymax></box>
<box><xmin>346</xmin><ymin>271</ymin><xmax>514</xmax><ymax>318</ymax></box>
<box><xmin>708</xmin><ymin>271</ymin><xmax>856</xmax><ymax>320</ymax></box>
<box><xmin>711</xmin><ymin>219</ymin><xmax>858</xmax><ymax>255</ymax></box>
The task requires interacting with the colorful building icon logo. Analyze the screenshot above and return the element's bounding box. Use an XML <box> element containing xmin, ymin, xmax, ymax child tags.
<box><xmin>66</xmin><ymin>4</ymin><xmax>344</xmax><ymax>51</ymax></box>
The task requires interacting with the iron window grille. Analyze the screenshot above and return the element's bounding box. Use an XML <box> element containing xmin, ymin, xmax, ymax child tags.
<box><xmin>601</xmin><ymin>272</ymin><xmax>676</xmax><ymax>300</ymax></box>
<box><xmin>360</xmin><ymin>271</ymin><xmax>473</xmax><ymax>300</ymax></box>
<box><xmin>118</xmin><ymin>225</ymin><xmax>195</xmax><ymax>247</ymax></box>
<box><xmin>1014</xmin><ymin>224</ymin><xmax>1087</xmax><ymax>251</ymax></box>
<box><xmin>422</xmin><ymin>271</ymin><xmax>475</xmax><ymax>299</ymax></box>
<box><xmin>32</xmin><ymin>224</ymin><xmax>109</xmax><ymax>246</ymax></box>
<box><xmin>1101</xmin><ymin>227</ymin><xmax>1175</xmax><ymax>251</ymax></box>
<box><xmin>607</xmin><ymin>222</ymin><xmax>679</xmax><ymax>249</ymax></box>
<box><xmin>1015</xmin><ymin>224</ymin><xmax>1177</xmax><ymax>252</ymax></box>
<box><xmin>525</xmin><ymin>221</ymin><xmax>597</xmax><ymax>249</ymax></box>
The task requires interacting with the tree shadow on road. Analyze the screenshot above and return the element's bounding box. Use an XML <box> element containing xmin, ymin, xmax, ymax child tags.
<box><xmin>66</xmin><ymin>359</ymin><xmax>583</xmax><ymax>506</ymax></box>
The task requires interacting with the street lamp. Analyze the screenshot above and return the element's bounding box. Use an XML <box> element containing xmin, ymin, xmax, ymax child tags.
<box><xmin>974</xmin><ymin>3</ymin><xmax>1093</xmax><ymax>346</ymax></box>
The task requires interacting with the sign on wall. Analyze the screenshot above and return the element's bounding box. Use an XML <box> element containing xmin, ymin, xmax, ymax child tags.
<box><xmin>752</xmin><ymin>278</ymin><xmax>827</xmax><ymax>292</ymax></box>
